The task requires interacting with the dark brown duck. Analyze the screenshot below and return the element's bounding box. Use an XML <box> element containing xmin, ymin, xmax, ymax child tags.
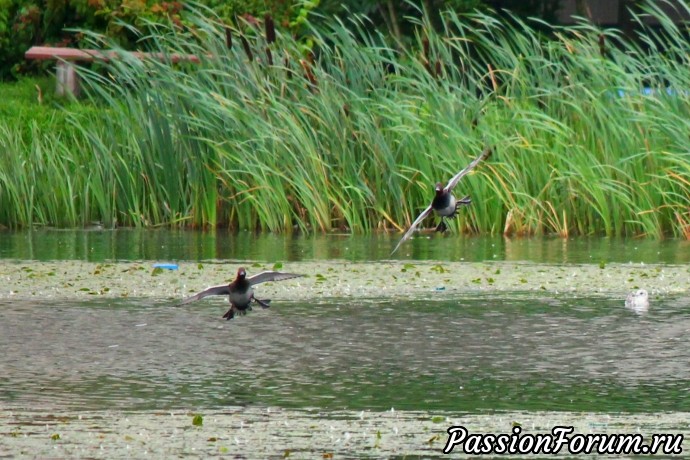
<box><xmin>176</xmin><ymin>267</ymin><xmax>304</xmax><ymax>320</ymax></box>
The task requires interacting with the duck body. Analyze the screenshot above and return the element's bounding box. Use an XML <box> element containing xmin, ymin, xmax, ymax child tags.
<box><xmin>431</xmin><ymin>184</ymin><xmax>472</xmax><ymax>232</ymax></box>
<box><xmin>431</xmin><ymin>185</ymin><xmax>457</xmax><ymax>217</ymax></box>
<box><xmin>222</xmin><ymin>271</ymin><xmax>254</xmax><ymax>319</ymax></box>
<box><xmin>625</xmin><ymin>289</ymin><xmax>649</xmax><ymax>311</ymax></box>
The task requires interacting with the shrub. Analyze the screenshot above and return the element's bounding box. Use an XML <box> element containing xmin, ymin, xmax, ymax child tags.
<box><xmin>1</xmin><ymin>0</ymin><xmax>310</xmax><ymax>79</ymax></box>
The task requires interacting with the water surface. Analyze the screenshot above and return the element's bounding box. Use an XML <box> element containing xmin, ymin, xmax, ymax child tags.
<box><xmin>1</xmin><ymin>293</ymin><xmax>687</xmax><ymax>413</ymax></box>
<box><xmin>1</xmin><ymin>229</ymin><xmax>689</xmax><ymax>263</ymax></box>
<box><xmin>1</xmin><ymin>230</ymin><xmax>688</xmax><ymax>457</ymax></box>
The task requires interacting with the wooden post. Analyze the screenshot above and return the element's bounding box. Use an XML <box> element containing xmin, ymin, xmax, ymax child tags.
<box><xmin>55</xmin><ymin>61</ymin><xmax>80</xmax><ymax>97</ymax></box>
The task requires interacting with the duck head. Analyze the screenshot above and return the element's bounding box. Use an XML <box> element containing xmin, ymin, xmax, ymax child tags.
<box><xmin>435</xmin><ymin>182</ymin><xmax>444</xmax><ymax>195</ymax></box>
<box><xmin>634</xmin><ymin>289</ymin><xmax>648</xmax><ymax>300</ymax></box>
<box><xmin>236</xmin><ymin>267</ymin><xmax>247</xmax><ymax>280</ymax></box>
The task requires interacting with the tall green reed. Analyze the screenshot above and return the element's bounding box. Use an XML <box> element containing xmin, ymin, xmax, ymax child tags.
<box><xmin>2</xmin><ymin>2</ymin><xmax>690</xmax><ymax>238</ymax></box>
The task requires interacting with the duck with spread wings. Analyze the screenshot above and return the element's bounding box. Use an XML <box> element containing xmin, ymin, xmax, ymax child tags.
<box><xmin>391</xmin><ymin>147</ymin><xmax>491</xmax><ymax>255</ymax></box>
<box><xmin>176</xmin><ymin>267</ymin><xmax>304</xmax><ymax>320</ymax></box>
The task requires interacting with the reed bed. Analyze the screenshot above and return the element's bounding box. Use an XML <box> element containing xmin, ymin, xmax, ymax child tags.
<box><xmin>2</xmin><ymin>3</ymin><xmax>690</xmax><ymax>238</ymax></box>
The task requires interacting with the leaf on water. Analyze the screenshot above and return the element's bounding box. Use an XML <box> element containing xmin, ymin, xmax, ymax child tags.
<box><xmin>192</xmin><ymin>414</ymin><xmax>203</xmax><ymax>426</ymax></box>
<box><xmin>51</xmin><ymin>433</ymin><xmax>60</xmax><ymax>441</ymax></box>
<box><xmin>403</xmin><ymin>263</ymin><xmax>416</xmax><ymax>270</ymax></box>
<box><xmin>520</xmin><ymin>278</ymin><xmax>528</xmax><ymax>283</ymax></box>
<box><xmin>207</xmin><ymin>437</ymin><xmax>218</xmax><ymax>442</ymax></box>
<box><xmin>471</xmin><ymin>278</ymin><xmax>481</xmax><ymax>284</ymax></box>
<box><xmin>273</xmin><ymin>262</ymin><xmax>283</xmax><ymax>270</ymax></box>
<box><xmin>495</xmin><ymin>268</ymin><xmax>501</xmax><ymax>275</ymax></box>
<box><xmin>430</xmin><ymin>264</ymin><xmax>448</xmax><ymax>274</ymax></box>
<box><xmin>599</xmin><ymin>260</ymin><xmax>606</xmax><ymax>269</ymax></box>
<box><xmin>151</xmin><ymin>267</ymin><xmax>164</xmax><ymax>276</ymax></box>
<box><xmin>486</xmin><ymin>277</ymin><xmax>495</xmax><ymax>284</ymax></box>
<box><xmin>219</xmin><ymin>446</ymin><xmax>228</xmax><ymax>453</ymax></box>
<box><xmin>283</xmin><ymin>449</ymin><xmax>291</xmax><ymax>458</ymax></box>
<box><xmin>78</xmin><ymin>287</ymin><xmax>90</xmax><ymax>292</ymax></box>
<box><xmin>431</xmin><ymin>416</ymin><xmax>445</xmax><ymax>423</ymax></box>
<box><xmin>123</xmin><ymin>265</ymin><xmax>145</xmax><ymax>272</ymax></box>
<box><xmin>512</xmin><ymin>421</ymin><xmax>522</xmax><ymax>427</ymax></box>
<box><xmin>315</xmin><ymin>274</ymin><xmax>326</xmax><ymax>282</ymax></box>
<box><xmin>197</xmin><ymin>263</ymin><xmax>204</xmax><ymax>269</ymax></box>
<box><xmin>323</xmin><ymin>453</ymin><xmax>334</xmax><ymax>459</ymax></box>
<box><xmin>374</xmin><ymin>429</ymin><xmax>382</xmax><ymax>448</ymax></box>
<box><xmin>427</xmin><ymin>434</ymin><xmax>440</xmax><ymax>444</ymax></box>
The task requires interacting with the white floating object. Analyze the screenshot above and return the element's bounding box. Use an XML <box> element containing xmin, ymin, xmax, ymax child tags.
<box><xmin>625</xmin><ymin>289</ymin><xmax>649</xmax><ymax>312</ymax></box>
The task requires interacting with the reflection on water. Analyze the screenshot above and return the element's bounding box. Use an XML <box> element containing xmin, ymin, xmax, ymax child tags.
<box><xmin>1</xmin><ymin>294</ymin><xmax>689</xmax><ymax>412</ymax></box>
<box><xmin>1</xmin><ymin>229</ymin><xmax>690</xmax><ymax>263</ymax></box>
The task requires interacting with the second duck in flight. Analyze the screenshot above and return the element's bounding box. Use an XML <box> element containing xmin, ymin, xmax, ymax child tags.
<box><xmin>176</xmin><ymin>267</ymin><xmax>304</xmax><ymax>320</ymax></box>
<box><xmin>391</xmin><ymin>146</ymin><xmax>491</xmax><ymax>255</ymax></box>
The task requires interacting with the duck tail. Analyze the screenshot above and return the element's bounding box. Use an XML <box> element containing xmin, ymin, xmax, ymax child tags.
<box><xmin>222</xmin><ymin>306</ymin><xmax>236</xmax><ymax>320</ymax></box>
<box><xmin>457</xmin><ymin>196</ymin><xmax>471</xmax><ymax>207</ymax></box>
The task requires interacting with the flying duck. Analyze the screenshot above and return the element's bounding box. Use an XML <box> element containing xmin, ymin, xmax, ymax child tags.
<box><xmin>391</xmin><ymin>146</ymin><xmax>491</xmax><ymax>255</ymax></box>
<box><xmin>176</xmin><ymin>267</ymin><xmax>304</xmax><ymax>320</ymax></box>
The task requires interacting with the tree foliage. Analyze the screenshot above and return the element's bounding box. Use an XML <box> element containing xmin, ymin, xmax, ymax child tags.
<box><xmin>1</xmin><ymin>0</ymin><xmax>638</xmax><ymax>79</ymax></box>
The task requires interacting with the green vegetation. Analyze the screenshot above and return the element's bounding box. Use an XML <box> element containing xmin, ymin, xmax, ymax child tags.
<box><xmin>1</xmin><ymin>0</ymin><xmax>551</xmax><ymax>79</ymax></box>
<box><xmin>2</xmin><ymin>4</ymin><xmax>690</xmax><ymax>238</ymax></box>
<box><xmin>1</xmin><ymin>0</ymin><xmax>302</xmax><ymax>78</ymax></box>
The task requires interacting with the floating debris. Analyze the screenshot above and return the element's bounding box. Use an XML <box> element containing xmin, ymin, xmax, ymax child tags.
<box><xmin>153</xmin><ymin>263</ymin><xmax>178</xmax><ymax>270</ymax></box>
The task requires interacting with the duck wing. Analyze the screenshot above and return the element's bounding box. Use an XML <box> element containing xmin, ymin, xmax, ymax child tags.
<box><xmin>175</xmin><ymin>284</ymin><xmax>230</xmax><ymax>306</ymax></box>
<box><xmin>247</xmin><ymin>271</ymin><xmax>304</xmax><ymax>286</ymax></box>
<box><xmin>390</xmin><ymin>204</ymin><xmax>433</xmax><ymax>255</ymax></box>
<box><xmin>443</xmin><ymin>146</ymin><xmax>491</xmax><ymax>192</ymax></box>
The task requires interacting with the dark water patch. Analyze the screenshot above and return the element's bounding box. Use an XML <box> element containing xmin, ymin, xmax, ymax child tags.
<box><xmin>1</xmin><ymin>294</ymin><xmax>689</xmax><ymax>413</ymax></box>
<box><xmin>1</xmin><ymin>229</ymin><xmax>689</xmax><ymax>264</ymax></box>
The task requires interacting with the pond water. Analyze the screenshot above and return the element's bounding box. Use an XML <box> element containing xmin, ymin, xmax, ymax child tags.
<box><xmin>2</xmin><ymin>228</ymin><xmax>690</xmax><ymax>264</ymax></box>
<box><xmin>1</xmin><ymin>230</ymin><xmax>688</xmax><ymax>456</ymax></box>
<box><xmin>1</xmin><ymin>291</ymin><xmax>689</xmax><ymax>414</ymax></box>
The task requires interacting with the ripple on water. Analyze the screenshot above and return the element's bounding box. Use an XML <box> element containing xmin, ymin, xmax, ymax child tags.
<box><xmin>1</xmin><ymin>293</ymin><xmax>690</xmax><ymax>412</ymax></box>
